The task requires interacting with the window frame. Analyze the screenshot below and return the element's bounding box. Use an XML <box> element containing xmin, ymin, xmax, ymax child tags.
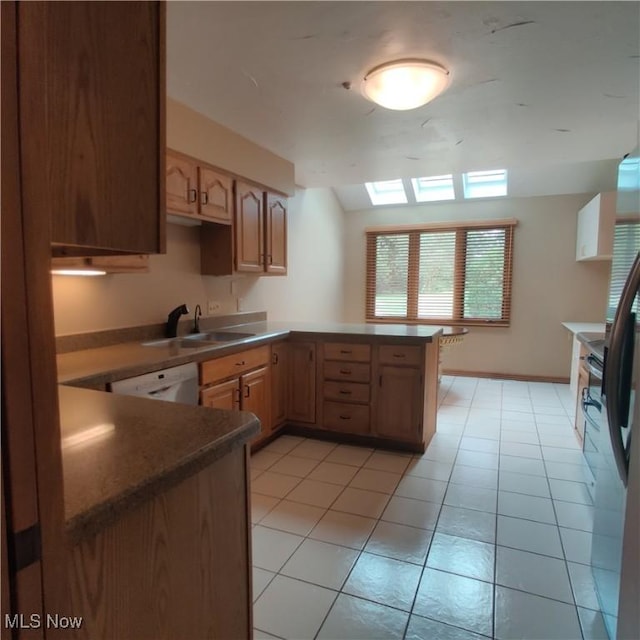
<box><xmin>365</xmin><ymin>218</ymin><xmax>517</xmax><ymax>327</ymax></box>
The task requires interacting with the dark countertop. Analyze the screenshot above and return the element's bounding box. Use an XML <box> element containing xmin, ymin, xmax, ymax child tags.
<box><xmin>58</xmin><ymin>321</ymin><xmax>443</xmax><ymax>387</ymax></box>
<box><xmin>60</xmin><ymin>385</ymin><xmax>259</xmax><ymax>544</ymax></box>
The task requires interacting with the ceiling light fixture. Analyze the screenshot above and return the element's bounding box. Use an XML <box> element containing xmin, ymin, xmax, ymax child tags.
<box><xmin>361</xmin><ymin>59</ymin><xmax>450</xmax><ymax>111</ymax></box>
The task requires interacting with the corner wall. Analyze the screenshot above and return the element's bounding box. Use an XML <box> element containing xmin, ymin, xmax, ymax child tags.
<box><xmin>342</xmin><ymin>194</ymin><xmax>611</xmax><ymax>379</ymax></box>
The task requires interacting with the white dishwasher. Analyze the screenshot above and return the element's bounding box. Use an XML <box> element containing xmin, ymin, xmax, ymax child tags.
<box><xmin>110</xmin><ymin>362</ymin><xmax>199</xmax><ymax>405</ymax></box>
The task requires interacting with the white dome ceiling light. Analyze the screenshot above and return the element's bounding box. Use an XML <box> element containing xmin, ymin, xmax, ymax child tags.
<box><xmin>361</xmin><ymin>59</ymin><xmax>450</xmax><ymax>111</ymax></box>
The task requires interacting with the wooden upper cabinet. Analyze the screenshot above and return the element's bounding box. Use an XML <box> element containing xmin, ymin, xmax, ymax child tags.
<box><xmin>198</xmin><ymin>176</ymin><xmax>288</xmax><ymax>277</ymax></box>
<box><xmin>235</xmin><ymin>182</ymin><xmax>265</xmax><ymax>273</ymax></box>
<box><xmin>166</xmin><ymin>151</ymin><xmax>233</xmax><ymax>225</ymax></box>
<box><xmin>166</xmin><ymin>152</ymin><xmax>198</xmax><ymax>217</ymax></box>
<box><xmin>18</xmin><ymin>2</ymin><xmax>166</xmax><ymax>256</ymax></box>
<box><xmin>265</xmin><ymin>193</ymin><xmax>287</xmax><ymax>275</ymax></box>
<box><xmin>199</xmin><ymin>167</ymin><xmax>233</xmax><ymax>224</ymax></box>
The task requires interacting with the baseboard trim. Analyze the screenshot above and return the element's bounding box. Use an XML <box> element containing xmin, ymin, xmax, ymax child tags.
<box><xmin>442</xmin><ymin>369</ymin><xmax>570</xmax><ymax>384</ymax></box>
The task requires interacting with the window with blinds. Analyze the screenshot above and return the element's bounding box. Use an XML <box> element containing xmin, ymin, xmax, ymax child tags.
<box><xmin>607</xmin><ymin>221</ymin><xmax>640</xmax><ymax>319</ymax></box>
<box><xmin>366</xmin><ymin>220</ymin><xmax>516</xmax><ymax>326</ymax></box>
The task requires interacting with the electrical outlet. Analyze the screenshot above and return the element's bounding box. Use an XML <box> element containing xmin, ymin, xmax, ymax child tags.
<box><xmin>207</xmin><ymin>300</ymin><xmax>221</xmax><ymax>314</ymax></box>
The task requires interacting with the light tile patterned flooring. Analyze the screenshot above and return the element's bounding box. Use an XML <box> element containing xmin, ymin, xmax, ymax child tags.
<box><xmin>250</xmin><ymin>376</ymin><xmax>608</xmax><ymax>640</ymax></box>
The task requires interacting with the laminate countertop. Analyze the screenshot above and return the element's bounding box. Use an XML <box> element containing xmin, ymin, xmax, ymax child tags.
<box><xmin>60</xmin><ymin>385</ymin><xmax>259</xmax><ymax>544</ymax></box>
<box><xmin>57</xmin><ymin>321</ymin><xmax>443</xmax><ymax>388</ymax></box>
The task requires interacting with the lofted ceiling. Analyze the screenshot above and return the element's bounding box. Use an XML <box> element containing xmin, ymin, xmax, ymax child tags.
<box><xmin>167</xmin><ymin>2</ymin><xmax>640</xmax><ymax>205</ymax></box>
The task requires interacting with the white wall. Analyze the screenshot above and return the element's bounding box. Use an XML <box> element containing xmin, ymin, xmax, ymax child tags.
<box><xmin>342</xmin><ymin>194</ymin><xmax>611</xmax><ymax>379</ymax></box>
<box><xmin>51</xmin><ymin>187</ymin><xmax>345</xmax><ymax>335</ymax></box>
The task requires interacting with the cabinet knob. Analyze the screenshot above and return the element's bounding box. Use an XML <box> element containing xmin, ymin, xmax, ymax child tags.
<box><xmin>201</xmin><ymin>191</ymin><xmax>209</xmax><ymax>205</ymax></box>
<box><xmin>188</xmin><ymin>188</ymin><xmax>197</xmax><ymax>203</ymax></box>
<box><xmin>272</xmin><ymin>352</ymin><xmax>279</xmax><ymax>365</ymax></box>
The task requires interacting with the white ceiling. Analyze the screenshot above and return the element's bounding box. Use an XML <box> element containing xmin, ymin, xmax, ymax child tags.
<box><xmin>167</xmin><ymin>2</ymin><xmax>640</xmax><ymax>205</ymax></box>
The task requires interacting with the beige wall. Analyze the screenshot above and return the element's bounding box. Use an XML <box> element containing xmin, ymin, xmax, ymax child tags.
<box><xmin>342</xmin><ymin>194</ymin><xmax>611</xmax><ymax>379</ymax></box>
<box><xmin>51</xmin><ymin>187</ymin><xmax>345</xmax><ymax>335</ymax></box>
<box><xmin>167</xmin><ymin>98</ymin><xmax>295</xmax><ymax>195</ymax></box>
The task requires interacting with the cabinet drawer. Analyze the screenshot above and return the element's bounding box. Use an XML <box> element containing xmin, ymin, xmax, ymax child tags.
<box><xmin>378</xmin><ymin>345</ymin><xmax>422</xmax><ymax>366</ymax></box>
<box><xmin>323</xmin><ymin>361</ymin><xmax>370</xmax><ymax>383</ymax></box>
<box><xmin>323</xmin><ymin>401</ymin><xmax>370</xmax><ymax>434</ymax></box>
<box><xmin>201</xmin><ymin>345</ymin><xmax>270</xmax><ymax>385</ymax></box>
<box><xmin>324</xmin><ymin>342</ymin><xmax>371</xmax><ymax>363</ymax></box>
<box><xmin>323</xmin><ymin>381</ymin><xmax>370</xmax><ymax>404</ymax></box>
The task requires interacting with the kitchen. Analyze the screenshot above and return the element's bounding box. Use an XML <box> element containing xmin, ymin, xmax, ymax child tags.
<box><xmin>2</xmin><ymin>2</ymin><xmax>639</xmax><ymax>640</ymax></box>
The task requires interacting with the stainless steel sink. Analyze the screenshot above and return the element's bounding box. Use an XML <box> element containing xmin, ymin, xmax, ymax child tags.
<box><xmin>141</xmin><ymin>338</ymin><xmax>215</xmax><ymax>349</ymax></box>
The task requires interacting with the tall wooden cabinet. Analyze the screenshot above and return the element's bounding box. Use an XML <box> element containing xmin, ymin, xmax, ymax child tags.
<box><xmin>18</xmin><ymin>2</ymin><xmax>166</xmax><ymax>257</ymax></box>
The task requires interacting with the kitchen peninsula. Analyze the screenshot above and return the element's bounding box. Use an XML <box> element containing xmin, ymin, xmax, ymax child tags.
<box><xmin>57</xmin><ymin>315</ymin><xmax>441</xmax><ymax>637</ymax></box>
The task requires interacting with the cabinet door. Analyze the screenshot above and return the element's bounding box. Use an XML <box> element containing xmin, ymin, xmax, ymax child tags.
<box><xmin>271</xmin><ymin>343</ymin><xmax>289</xmax><ymax>429</ymax></box>
<box><xmin>235</xmin><ymin>182</ymin><xmax>264</xmax><ymax>273</ymax></box>
<box><xmin>265</xmin><ymin>193</ymin><xmax>287</xmax><ymax>275</ymax></box>
<box><xmin>19</xmin><ymin>2</ymin><xmax>165</xmax><ymax>255</ymax></box>
<box><xmin>288</xmin><ymin>342</ymin><xmax>316</xmax><ymax>424</ymax></box>
<box><xmin>199</xmin><ymin>167</ymin><xmax>233</xmax><ymax>224</ymax></box>
<box><xmin>375</xmin><ymin>365</ymin><xmax>422</xmax><ymax>441</ymax></box>
<box><xmin>167</xmin><ymin>152</ymin><xmax>198</xmax><ymax>217</ymax></box>
<box><xmin>242</xmin><ymin>366</ymin><xmax>271</xmax><ymax>441</ymax></box>
<box><xmin>200</xmin><ymin>378</ymin><xmax>240</xmax><ymax>411</ymax></box>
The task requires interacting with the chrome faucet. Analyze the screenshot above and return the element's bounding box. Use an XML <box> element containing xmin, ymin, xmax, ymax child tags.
<box><xmin>192</xmin><ymin>304</ymin><xmax>202</xmax><ymax>334</ymax></box>
<box><xmin>166</xmin><ymin>304</ymin><xmax>189</xmax><ymax>338</ymax></box>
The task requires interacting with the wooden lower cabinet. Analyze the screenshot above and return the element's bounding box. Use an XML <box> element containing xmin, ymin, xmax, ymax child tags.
<box><xmin>67</xmin><ymin>446</ymin><xmax>251</xmax><ymax>639</ymax></box>
<box><xmin>374</xmin><ymin>365</ymin><xmax>422</xmax><ymax>441</ymax></box>
<box><xmin>200</xmin><ymin>347</ymin><xmax>271</xmax><ymax>445</ymax></box>
<box><xmin>201</xmin><ymin>378</ymin><xmax>240</xmax><ymax>411</ymax></box>
<box><xmin>243</xmin><ymin>366</ymin><xmax>271</xmax><ymax>442</ymax></box>
<box><xmin>271</xmin><ymin>342</ymin><xmax>289</xmax><ymax>429</ymax></box>
<box><xmin>288</xmin><ymin>342</ymin><xmax>316</xmax><ymax>424</ymax></box>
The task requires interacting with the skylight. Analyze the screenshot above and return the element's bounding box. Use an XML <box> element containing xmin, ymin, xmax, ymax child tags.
<box><xmin>463</xmin><ymin>169</ymin><xmax>508</xmax><ymax>199</ymax></box>
<box><xmin>411</xmin><ymin>175</ymin><xmax>455</xmax><ymax>202</ymax></box>
<box><xmin>365</xmin><ymin>179</ymin><xmax>408</xmax><ymax>206</ymax></box>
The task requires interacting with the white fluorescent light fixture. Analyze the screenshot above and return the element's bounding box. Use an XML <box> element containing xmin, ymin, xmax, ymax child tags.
<box><xmin>51</xmin><ymin>269</ymin><xmax>107</xmax><ymax>276</ymax></box>
<box><xmin>365</xmin><ymin>179</ymin><xmax>408</xmax><ymax>206</ymax></box>
<box><xmin>361</xmin><ymin>59</ymin><xmax>450</xmax><ymax>111</ymax></box>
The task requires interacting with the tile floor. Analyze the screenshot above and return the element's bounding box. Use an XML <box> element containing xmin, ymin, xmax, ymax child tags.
<box><xmin>250</xmin><ymin>376</ymin><xmax>608</xmax><ymax>640</ymax></box>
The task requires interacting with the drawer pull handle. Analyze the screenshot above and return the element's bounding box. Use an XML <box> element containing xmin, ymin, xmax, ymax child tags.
<box><xmin>339</xmin><ymin>349</ymin><xmax>352</xmax><ymax>354</ymax></box>
<box><xmin>339</xmin><ymin>415</ymin><xmax>351</xmax><ymax>420</ymax></box>
<box><xmin>244</xmin><ymin>385</ymin><xmax>250</xmax><ymax>398</ymax></box>
<box><xmin>236</xmin><ymin>360</ymin><xmax>246</xmax><ymax>366</ymax></box>
<box><xmin>339</xmin><ymin>390</ymin><xmax>352</xmax><ymax>395</ymax></box>
<box><xmin>272</xmin><ymin>352</ymin><xmax>279</xmax><ymax>365</ymax></box>
<box><xmin>339</xmin><ymin>369</ymin><xmax>352</xmax><ymax>375</ymax></box>
<box><xmin>188</xmin><ymin>188</ymin><xmax>198</xmax><ymax>203</ymax></box>
<box><xmin>201</xmin><ymin>191</ymin><xmax>209</xmax><ymax>205</ymax></box>
<box><xmin>393</xmin><ymin>353</ymin><xmax>406</xmax><ymax>358</ymax></box>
